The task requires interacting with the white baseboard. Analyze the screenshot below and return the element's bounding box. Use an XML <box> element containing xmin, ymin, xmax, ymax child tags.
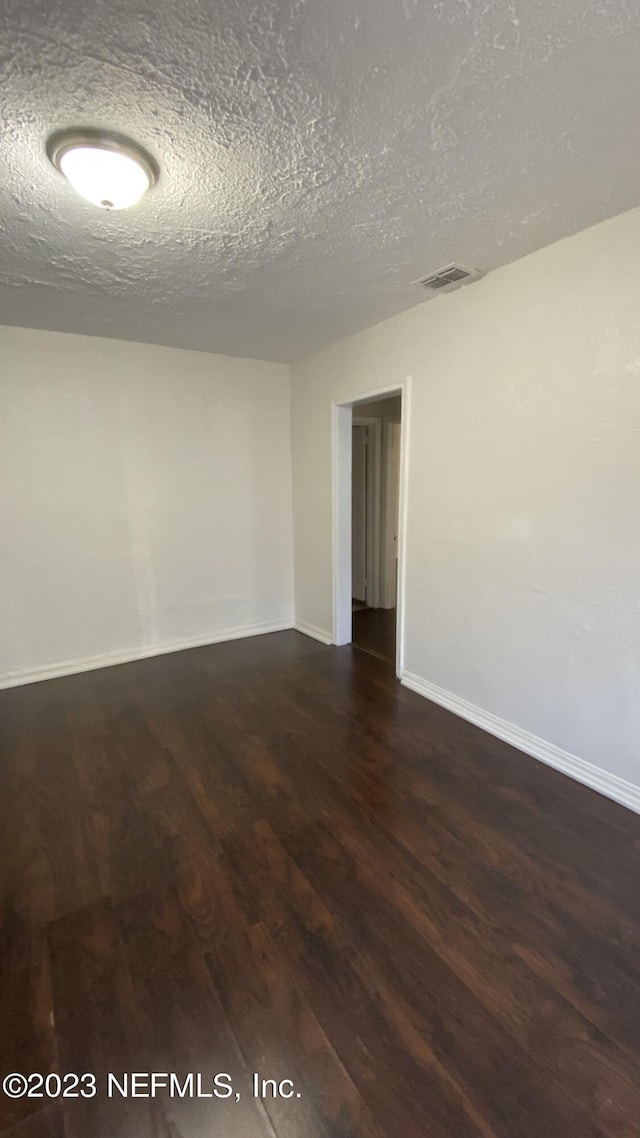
<box><xmin>400</xmin><ymin>669</ymin><xmax>640</xmax><ymax>816</ymax></box>
<box><xmin>0</xmin><ymin>617</ymin><xmax>295</xmax><ymax>691</ymax></box>
<box><xmin>294</xmin><ymin>620</ymin><xmax>333</xmax><ymax>646</ymax></box>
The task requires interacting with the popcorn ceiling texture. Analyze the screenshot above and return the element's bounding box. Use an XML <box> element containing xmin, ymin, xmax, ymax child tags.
<box><xmin>1</xmin><ymin>0</ymin><xmax>639</xmax><ymax>361</ymax></box>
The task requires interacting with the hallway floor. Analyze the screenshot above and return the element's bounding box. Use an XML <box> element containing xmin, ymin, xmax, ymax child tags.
<box><xmin>351</xmin><ymin>605</ymin><xmax>396</xmax><ymax>664</ymax></box>
<box><xmin>1</xmin><ymin>631</ymin><xmax>640</xmax><ymax>1137</ymax></box>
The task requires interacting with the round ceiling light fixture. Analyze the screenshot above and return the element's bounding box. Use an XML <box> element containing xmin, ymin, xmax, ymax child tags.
<box><xmin>46</xmin><ymin>128</ymin><xmax>159</xmax><ymax>210</ymax></box>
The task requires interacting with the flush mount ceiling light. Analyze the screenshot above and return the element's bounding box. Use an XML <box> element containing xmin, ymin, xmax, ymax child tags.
<box><xmin>46</xmin><ymin>128</ymin><xmax>159</xmax><ymax>210</ymax></box>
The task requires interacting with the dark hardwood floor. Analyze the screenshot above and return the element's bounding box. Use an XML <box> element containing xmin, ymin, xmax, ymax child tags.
<box><xmin>1</xmin><ymin>630</ymin><xmax>640</xmax><ymax>1137</ymax></box>
<box><xmin>352</xmin><ymin>606</ymin><xmax>396</xmax><ymax>664</ymax></box>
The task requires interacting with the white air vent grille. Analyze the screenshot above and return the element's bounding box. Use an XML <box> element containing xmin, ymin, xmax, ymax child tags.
<box><xmin>419</xmin><ymin>264</ymin><xmax>481</xmax><ymax>292</ymax></box>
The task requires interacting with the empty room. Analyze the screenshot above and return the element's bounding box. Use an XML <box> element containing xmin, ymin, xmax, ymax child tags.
<box><xmin>1</xmin><ymin>1</ymin><xmax>639</xmax><ymax>1136</ymax></box>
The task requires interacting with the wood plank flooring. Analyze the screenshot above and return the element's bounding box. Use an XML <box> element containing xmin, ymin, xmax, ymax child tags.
<box><xmin>1</xmin><ymin>630</ymin><xmax>639</xmax><ymax>1137</ymax></box>
<box><xmin>352</xmin><ymin>606</ymin><xmax>396</xmax><ymax>664</ymax></box>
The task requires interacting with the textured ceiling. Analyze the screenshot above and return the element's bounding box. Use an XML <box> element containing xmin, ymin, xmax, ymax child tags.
<box><xmin>1</xmin><ymin>0</ymin><xmax>639</xmax><ymax>362</ymax></box>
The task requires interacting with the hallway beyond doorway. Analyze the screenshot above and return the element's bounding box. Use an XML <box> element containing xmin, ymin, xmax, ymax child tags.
<box><xmin>347</xmin><ymin>390</ymin><xmax>402</xmax><ymax>668</ymax></box>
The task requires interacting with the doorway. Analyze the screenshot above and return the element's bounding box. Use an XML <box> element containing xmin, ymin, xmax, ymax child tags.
<box><xmin>331</xmin><ymin>380</ymin><xmax>409</xmax><ymax>673</ymax></box>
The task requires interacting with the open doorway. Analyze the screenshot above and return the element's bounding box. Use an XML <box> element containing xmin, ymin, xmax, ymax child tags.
<box><xmin>351</xmin><ymin>396</ymin><xmax>401</xmax><ymax>663</ymax></box>
<box><xmin>332</xmin><ymin>380</ymin><xmax>409</xmax><ymax>674</ymax></box>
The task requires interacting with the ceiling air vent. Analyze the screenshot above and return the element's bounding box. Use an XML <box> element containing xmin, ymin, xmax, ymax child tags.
<box><xmin>419</xmin><ymin>264</ymin><xmax>481</xmax><ymax>292</ymax></box>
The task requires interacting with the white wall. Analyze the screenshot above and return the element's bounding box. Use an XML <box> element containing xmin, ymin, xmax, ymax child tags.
<box><xmin>1</xmin><ymin>325</ymin><xmax>294</xmax><ymax>684</ymax></box>
<box><xmin>291</xmin><ymin>205</ymin><xmax>640</xmax><ymax>802</ymax></box>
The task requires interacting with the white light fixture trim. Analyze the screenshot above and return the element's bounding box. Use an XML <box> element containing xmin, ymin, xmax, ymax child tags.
<box><xmin>47</xmin><ymin>129</ymin><xmax>158</xmax><ymax>210</ymax></box>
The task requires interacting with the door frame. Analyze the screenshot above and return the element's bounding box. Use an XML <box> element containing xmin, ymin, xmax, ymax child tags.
<box><xmin>331</xmin><ymin>377</ymin><xmax>411</xmax><ymax>675</ymax></box>
<box><xmin>351</xmin><ymin>415</ymin><xmax>383</xmax><ymax>608</ymax></box>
